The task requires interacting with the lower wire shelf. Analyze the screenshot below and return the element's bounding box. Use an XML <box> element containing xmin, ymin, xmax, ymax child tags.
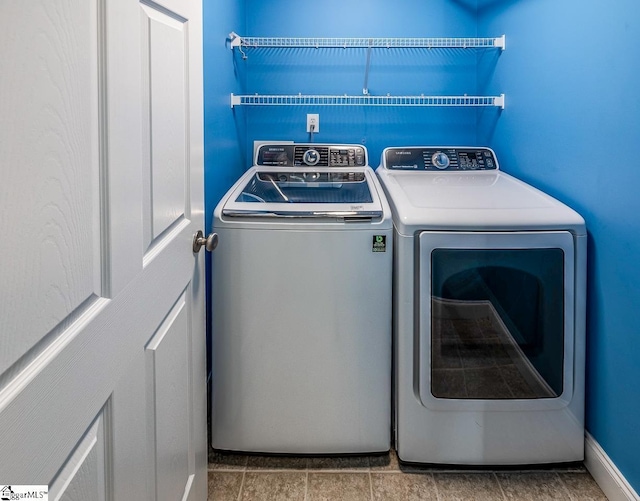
<box><xmin>230</xmin><ymin>93</ymin><xmax>505</xmax><ymax>109</ymax></box>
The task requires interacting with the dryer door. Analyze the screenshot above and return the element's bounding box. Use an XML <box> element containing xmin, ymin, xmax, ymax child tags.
<box><xmin>417</xmin><ymin>231</ymin><xmax>576</xmax><ymax>411</ymax></box>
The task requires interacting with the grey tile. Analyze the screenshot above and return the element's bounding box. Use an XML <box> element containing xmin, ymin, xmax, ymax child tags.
<box><xmin>452</xmin><ymin>318</ymin><xmax>483</xmax><ymax>342</ymax></box>
<box><xmin>477</xmin><ymin>316</ymin><xmax>497</xmax><ymax>334</ymax></box>
<box><xmin>499</xmin><ymin>364</ymin><xmax>540</xmax><ymax>399</ymax></box>
<box><xmin>431</xmin><ymin>368</ymin><xmax>467</xmax><ymax>399</ymax></box>
<box><xmin>207</xmin><ymin>471</ymin><xmax>243</xmax><ymax>501</ymax></box>
<box><xmin>246</xmin><ymin>455</ymin><xmax>308</xmax><ymax>470</ymax></box>
<box><xmin>307</xmin><ymin>473</ymin><xmax>371</xmax><ymax>501</ymax></box>
<box><xmin>432</xmin><ymin>472</ymin><xmax>504</xmax><ymax>501</ymax></box>
<box><xmin>208</xmin><ymin>448</ymin><xmax>248</xmax><ymax>470</ymax></box>
<box><xmin>307</xmin><ymin>455</ymin><xmax>370</xmax><ymax>470</ymax></box>
<box><xmin>432</xmin><ymin>327</ymin><xmax>463</xmax><ymax>369</ymax></box>
<box><xmin>496</xmin><ymin>471</ymin><xmax>568</xmax><ymax>500</ymax></box>
<box><xmin>559</xmin><ymin>472</ymin><xmax>608</xmax><ymax>500</ymax></box>
<box><xmin>436</xmin><ymin>318</ymin><xmax>458</xmax><ymax>340</ymax></box>
<box><xmin>464</xmin><ymin>367</ymin><xmax>513</xmax><ymax>399</ymax></box>
<box><xmin>370</xmin><ymin>450</ymin><xmax>400</xmax><ymax>471</ymax></box>
<box><xmin>371</xmin><ymin>472</ymin><xmax>438</xmax><ymax>500</ymax></box>
<box><xmin>459</xmin><ymin>343</ymin><xmax>500</xmax><ymax>369</ymax></box>
<box><xmin>240</xmin><ymin>472</ymin><xmax>306</xmax><ymax>501</ymax></box>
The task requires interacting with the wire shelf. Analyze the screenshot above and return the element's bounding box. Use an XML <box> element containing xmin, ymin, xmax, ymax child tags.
<box><xmin>229</xmin><ymin>33</ymin><xmax>506</xmax><ymax>50</ymax></box>
<box><xmin>230</xmin><ymin>94</ymin><xmax>505</xmax><ymax>109</ymax></box>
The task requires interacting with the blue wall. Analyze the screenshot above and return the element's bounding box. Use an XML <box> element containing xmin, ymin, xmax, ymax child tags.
<box><xmin>203</xmin><ymin>1</ymin><xmax>247</xmax><ymax>212</ymax></box>
<box><xmin>204</xmin><ymin>0</ymin><xmax>640</xmax><ymax>492</ymax></box>
<box><xmin>238</xmin><ymin>0</ymin><xmax>490</xmax><ymax>165</ymax></box>
<box><xmin>478</xmin><ymin>0</ymin><xmax>640</xmax><ymax>492</ymax></box>
<box><xmin>203</xmin><ymin>0</ymin><xmax>247</xmax><ymax>370</ymax></box>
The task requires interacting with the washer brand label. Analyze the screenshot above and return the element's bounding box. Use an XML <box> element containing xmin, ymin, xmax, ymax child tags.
<box><xmin>372</xmin><ymin>235</ymin><xmax>387</xmax><ymax>252</ymax></box>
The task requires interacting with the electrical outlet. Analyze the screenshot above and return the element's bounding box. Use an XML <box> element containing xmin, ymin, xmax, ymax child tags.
<box><xmin>306</xmin><ymin>114</ymin><xmax>319</xmax><ymax>133</ymax></box>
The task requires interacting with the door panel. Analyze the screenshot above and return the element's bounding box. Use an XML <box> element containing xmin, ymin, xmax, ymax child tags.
<box><xmin>0</xmin><ymin>0</ymin><xmax>102</xmax><ymax>379</ymax></box>
<box><xmin>0</xmin><ymin>0</ymin><xmax>206</xmax><ymax>499</ymax></box>
<box><xmin>141</xmin><ymin>4</ymin><xmax>189</xmax><ymax>249</ymax></box>
<box><xmin>146</xmin><ymin>289</ymin><xmax>192</xmax><ymax>501</ymax></box>
<box><xmin>50</xmin><ymin>406</ymin><xmax>110</xmax><ymax>501</ymax></box>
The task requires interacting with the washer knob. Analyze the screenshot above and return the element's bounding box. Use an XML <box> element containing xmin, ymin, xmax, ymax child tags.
<box><xmin>303</xmin><ymin>149</ymin><xmax>320</xmax><ymax>166</ymax></box>
<box><xmin>432</xmin><ymin>152</ymin><xmax>450</xmax><ymax>170</ymax></box>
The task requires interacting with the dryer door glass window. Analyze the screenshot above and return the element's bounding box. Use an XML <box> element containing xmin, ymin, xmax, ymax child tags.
<box><xmin>430</xmin><ymin>248</ymin><xmax>564</xmax><ymax>399</ymax></box>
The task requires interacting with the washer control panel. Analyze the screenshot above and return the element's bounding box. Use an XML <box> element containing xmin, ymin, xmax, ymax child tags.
<box><xmin>256</xmin><ymin>144</ymin><xmax>367</xmax><ymax>167</ymax></box>
<box><xmin>383</xmin><ymin>147</ymin><xmax>498</xmax><ymax>171</ymax></box>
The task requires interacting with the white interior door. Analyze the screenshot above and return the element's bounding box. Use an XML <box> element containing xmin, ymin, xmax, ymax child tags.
<box><xmin>0</xmin><ymin>0</ymin><xmax>206</xmax><ymax>499</ymax></box>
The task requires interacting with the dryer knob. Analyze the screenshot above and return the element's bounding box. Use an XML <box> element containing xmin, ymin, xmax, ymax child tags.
<box><xmin>432</xmin><ymin>152</ymin><xmax>450</xmax><ymax>170</ymax></box>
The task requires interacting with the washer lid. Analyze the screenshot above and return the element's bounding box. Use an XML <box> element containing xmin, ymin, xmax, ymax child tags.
<box><xmin>376</xmin><ymin>168</ymin><xmax>586</xmax><ymax>234</ymax></box>
<box><xmin>221</xmin><ymin>166</ymin><xmax>386</xmax><ymax>220</ymax></box>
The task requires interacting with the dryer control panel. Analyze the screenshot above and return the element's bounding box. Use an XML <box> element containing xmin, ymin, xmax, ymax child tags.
<box><xmin>256</xmin><ymin>143</ymin><xmax>368</xmax><ymax>168</ymax></box>
<box><xmin>383</xmin><ymin>147</ymin><xmax>498</xmax><ymax>171</ymax></box>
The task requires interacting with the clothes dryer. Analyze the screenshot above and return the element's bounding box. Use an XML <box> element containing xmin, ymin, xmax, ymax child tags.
<box><xmin>211</xmin><ymin>143</ymin><xmax>392</xmax><ymax>454</ymax></box>
<box><xmin>376</xmin><ymin>146</ymin><xmax>586</xmax><ymax>465</ymax></box>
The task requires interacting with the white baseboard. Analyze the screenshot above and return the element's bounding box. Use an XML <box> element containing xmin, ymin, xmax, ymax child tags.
<box><xmin>584</xmin><ymin>432</ymin><xmax>639</xmax><ymax>501</ymax></box>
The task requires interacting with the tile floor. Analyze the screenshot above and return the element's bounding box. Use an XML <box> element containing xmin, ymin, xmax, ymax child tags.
<box><xmin>207</xmin><ymin>448</ymin><xmax>608</xmax><ymax>500</ymax></box>
<box><xmin>430</xmin><ymin>299</ymin><xmax>556</xmax><ymax>400</ymax></box>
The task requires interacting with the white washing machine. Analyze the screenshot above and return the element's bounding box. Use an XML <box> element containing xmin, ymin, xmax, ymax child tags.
<box><xmin>376</xmin><ymin>146</ymin><xmax>587</xmax><ymax>465</ymax></box>
<box><xmin>211</xmin><ymin>143</ymin><xmax>393</xmax><ymax>454</ymax></box>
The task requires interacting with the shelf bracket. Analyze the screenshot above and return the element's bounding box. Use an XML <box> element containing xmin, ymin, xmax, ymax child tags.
<box><xmin>363</xmin><ymin>40</ymin><xmax>373</xmax><ymax>95</ymax></box>
<box><xmin>495</xmin><ymin>94</ymin><xmax>505</xmax><ymax>109</ymax></box>
<box><xmin>228</xmin><ymin>32</ymin><xmax>242</xmax><ymax>49</ymax></box>
<box><xmin>228</xmin><ymin>32</ymin><xmax>247</xmax><ymax>59</ymax></box>
<box><xmin>495</xmin><ymin>35</ymin><xmax>506</xmax><ymax>50</ymax></box>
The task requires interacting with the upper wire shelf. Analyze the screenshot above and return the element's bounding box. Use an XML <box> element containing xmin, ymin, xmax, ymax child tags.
<box><xmin>231</xmin><ymin>94</ymin><xmax>505</xmax><ymax>109</ymax></box>
<box><xmin>228</xmin><ymin>33</ymin><xmax>506</xmax><ymax>50</ymax></box>
<box><xmin>227</xmin><ymin>33</ymin><xmax>506</xmax><ymax>109</ymax></box>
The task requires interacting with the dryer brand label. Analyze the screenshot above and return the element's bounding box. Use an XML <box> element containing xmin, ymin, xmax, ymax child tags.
<box><xmin>372</xmin><ymin>235</ymin><xmax>387</xmax><ymax>252</ymax></box>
